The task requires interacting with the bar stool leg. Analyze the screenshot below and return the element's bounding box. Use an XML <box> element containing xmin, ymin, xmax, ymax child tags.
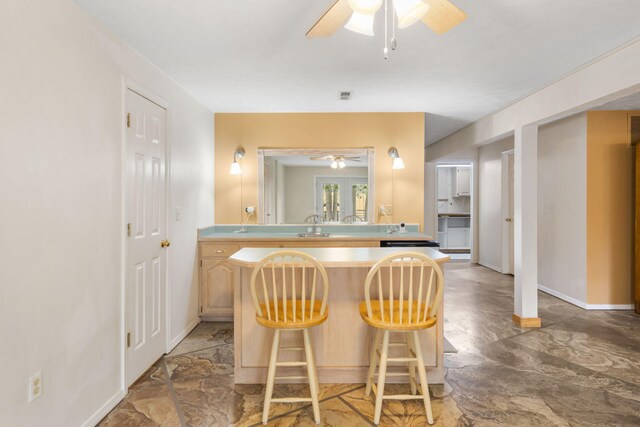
<box><xmin>262</xmin><ymin>329</ymin><xmax>281</xmax><ymax>425</ymax></box>
<box><xmin>406</xmin><ymin>332</ymin><xmax>417</xmax><ymax>395</ymax></box>
<box><xmin>373</xmin><ymin>330</ymin><xmax>390</xmax><ymax>425</ymax></box>
<box><xmin>412</xmin><ymin>330</ymin><xmax>434</xmax><ymax>425</ymax></box>
<box><xmin>304</xmin><ymin>330</ymin><xmax>320</xmax><ymax>399</ymax></box>
<box><xmin>365</xmin><ymin>328</ymin><xmax>382</xmax><ymax>396</ymax></box>
<box><xmin>303</xmin><ymin>328</ymin><xmax>321</xmax><ymax>424</ymax></box>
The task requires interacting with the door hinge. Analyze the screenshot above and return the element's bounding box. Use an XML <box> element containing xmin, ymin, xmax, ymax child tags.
<box><xmin>127</xmin><ymin>113</ymin><xmax>131</xmax><ymax>128</ymax></box>
<box><xmin>126</xmin><ymin>332</ymin><xmax>131</xmax><ymax>348</ymax></box>
<box><xmin>200</xmin><ymin>259</ymin><xmax>203</xmax><ymax>267</ymax></box>
<box><xmin>127</xmin><ymin>223</ymin><xmax>132</xmax><ymax>237</ymax></box>
<box><xmin>200</xmin><ymin>306</ymin><xmax>203</xmax><ymax>314</ymax></box>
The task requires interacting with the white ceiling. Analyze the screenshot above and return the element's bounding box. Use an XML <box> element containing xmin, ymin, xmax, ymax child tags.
<box><xmin>74</xmin><ymin>0</ymin><xmax>640</xmax><ymax>145</ymax></box>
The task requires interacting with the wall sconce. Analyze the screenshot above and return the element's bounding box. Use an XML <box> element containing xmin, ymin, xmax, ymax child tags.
<box><xmin>388</xmin><ymin>147</ymin><xmax>405</xmax><ymax>169</ymax></box>
<box><xmin>229</xmin><ymin>147</ymin><xmax>245</xmax><ymax>175</ymax></box>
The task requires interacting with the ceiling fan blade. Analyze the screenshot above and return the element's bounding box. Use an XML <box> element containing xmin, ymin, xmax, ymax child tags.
<box><xmin>306</xmin><ymin>0</ymin><xmax>353</xmax><ymax>38</ymax></box>
<box><xmin>421</xmin><ymin>0</ymin><xmax>467</xmax><ymax>35</ymax></box>
<box><xmin>310</xmin><ymin>156</ymin><xmax>333</xmax><ymax>160</ymax></box>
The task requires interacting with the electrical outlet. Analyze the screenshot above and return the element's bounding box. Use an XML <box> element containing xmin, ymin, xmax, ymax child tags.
<box><xmin>245</xmin><ymin>206</ymin><xmax>255</xmax><ymax>214</ymax></box>
<box><xmin>28</xmin><ymin>371</ymin><xmax>42</xmax><ymax>402</ymax></box>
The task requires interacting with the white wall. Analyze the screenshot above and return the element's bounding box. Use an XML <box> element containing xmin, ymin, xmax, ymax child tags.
<box><xmin>282</xmin><ymin>166</ymin><xmax>367</xmax><ymax>223</ymax></box>
<box><xmin>477</xmin><ymin>137</ymin><xmax>514</xmax><ymax>271</ymax></box>
<box><xmin>0</xmin><ymin>1</ymin><xmax>213</xmax><ymax>426</ymax></box>
<box><xmin>537</xmin><ymin>114</ymin><xmax>587</xmax><ymax>304</ymax></box>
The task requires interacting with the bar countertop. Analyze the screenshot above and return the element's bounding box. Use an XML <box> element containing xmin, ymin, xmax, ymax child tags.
<box><xmin>228</xmin><ymin>246</ymin><xmax>450</xmax><ymax>268</ymax></box>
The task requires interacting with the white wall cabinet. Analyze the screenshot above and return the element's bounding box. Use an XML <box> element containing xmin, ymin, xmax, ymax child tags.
<box><xmin>453</xmin><ymin>167</ymin><xmax>471</xmax><ymax>197</ymax></box>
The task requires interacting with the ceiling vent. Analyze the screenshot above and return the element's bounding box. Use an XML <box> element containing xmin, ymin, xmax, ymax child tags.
<box><xmin>339</xmin><ymin>91</ymin><xmax>351</xmax><ymax>101</ymax></box>
<box><xmin>630</xmin><ymin>115</ymin><xmax>640</xmax><ymax>147</ymax></box>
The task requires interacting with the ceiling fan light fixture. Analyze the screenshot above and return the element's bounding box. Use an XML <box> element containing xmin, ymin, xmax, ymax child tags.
<box><xmin>344</xmin><ymin>11</ymin><xmax>376</xmax><ymax>36</ymax></box>
<box><xmin>393</xmin><ymin>0</ymin><xmax>430</xmax><ymax>29</ymax></box>
<box><xmin>331</xmin><ymin>160</ymin><xmax>339</xmax><ymax>169</ymax></box>
<box><xmin>348</xmin><ymin>0</ymin><xmax>383</xmax><ymax>14</ymax></box>
<box><xmin>338</xmin><ymin>160</ymin><xmax>346</xmax><ymax>169</ymax></box>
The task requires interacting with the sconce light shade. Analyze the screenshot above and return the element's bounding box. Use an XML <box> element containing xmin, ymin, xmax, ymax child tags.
<box><xmin>393</xmin><ymin>0</ymin><xmax>430</xmax><ymax>29</ymax></box>
<box><xmin>392</xmin><ymin>157</ymin><xmax>405</xmax><ymax>169</ymax></box>
<box><xmin>388</xmin><ymin>147</ymin><xmax>405</xmax><ymax>169</ymax></box>
<box><xmin>230</xmin><ymin>147</ymin><xmax>245</xmax><ymax>175</ymax></box>
<box><xmin>229</xmin><ymin>161</ymin><xmax>242</xmax><ymax>175</ymax></box>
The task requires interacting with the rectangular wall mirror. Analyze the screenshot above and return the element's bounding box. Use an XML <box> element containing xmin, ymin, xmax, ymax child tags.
<box><xmin>257</xmin><ymin>148</ymin><xmax>375</xmax><ymax>224</ymax></box>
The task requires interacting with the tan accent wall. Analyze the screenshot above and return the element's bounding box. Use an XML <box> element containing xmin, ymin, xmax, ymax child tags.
<box><xmin>214</xmin><ymin>113</ymin><xmax>425</xmax><ymax>229</ymax></box>
<box><xmin>586</xmin><ymin>111</ymin><xmax>638</xmax><ymax>305</ymax></box>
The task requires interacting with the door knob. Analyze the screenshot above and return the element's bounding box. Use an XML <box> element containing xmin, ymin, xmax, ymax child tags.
<box><xmin>505</xmin><ymin>218</ymin><xmax>512</xmax><ymax>222</ymax></box>
<box><xmin>161</xmin><ymin>239</ymin><xmax>171</xmax><ymax>248</ymax></box>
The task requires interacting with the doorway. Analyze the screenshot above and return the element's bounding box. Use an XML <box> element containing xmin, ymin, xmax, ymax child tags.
<box><xmin>435</xmin><ymin>164</ymin><xmax>473</xmax><ymax>260</ymax></box>
<box><xmin>125</xmin><ymin>88</ymin><xmax>169</xmax><ymax>386</ymax></box>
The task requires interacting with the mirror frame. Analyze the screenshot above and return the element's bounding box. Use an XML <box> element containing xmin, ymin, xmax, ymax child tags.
<box><xmin>257</xmin><ymin>147</ymin><xmax>375</xmax><ymax>224</ymax></box>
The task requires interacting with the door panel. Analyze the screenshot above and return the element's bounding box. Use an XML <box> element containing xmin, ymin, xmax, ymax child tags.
<box><xmin>126</xmin><ymin>89</ymin><xmax>167</xmax><ymax>386</ymax></box>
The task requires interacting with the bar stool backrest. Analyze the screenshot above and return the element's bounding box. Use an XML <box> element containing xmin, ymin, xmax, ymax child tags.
<box><xmin>364</xmin><ymin>252</ymin><xmax>445</xmax><ymax>326</ymax></box>
<box><xmin>250</xmin><ymin>250</ymin><xmax>329</xmax><ymax>324</ymax></box>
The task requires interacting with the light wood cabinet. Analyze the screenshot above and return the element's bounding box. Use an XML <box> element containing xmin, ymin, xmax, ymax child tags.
<box><xmin>201</xmin><ymin>259</ymin><xmax>235</xmax><ymax>318</ymax></box>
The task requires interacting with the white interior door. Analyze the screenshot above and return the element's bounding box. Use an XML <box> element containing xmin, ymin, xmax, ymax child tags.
<box><xmin>126</xmin><ymin>89</ymin><xmax>168</xmax><ymax>386</ymax></box>
<box><xmin>507</xmin><ymin>154</ymin><xmax>514</xmax><ymax>274</ymax></box>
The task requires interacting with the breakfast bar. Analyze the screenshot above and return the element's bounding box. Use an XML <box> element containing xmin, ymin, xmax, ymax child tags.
<box><xmin>228</xmin><ymin>246</ymin><xmax>450</xmax><ymax>385</ymax></box>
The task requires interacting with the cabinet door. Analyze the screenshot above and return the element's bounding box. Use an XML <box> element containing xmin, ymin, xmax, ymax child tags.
<box><xmin>437</xmin><ymin>168</ymin><xmax>449</xmax><ymax>200</ymax></box>
<box><xmin>455</xmin><ymin>168</ymin><xmax>471</xmax><ymax>196</ymax></box>
<box><xmin>200</xmin><ymin>259</ymin><xmax>234</xmax><ymax>318</ymax></box>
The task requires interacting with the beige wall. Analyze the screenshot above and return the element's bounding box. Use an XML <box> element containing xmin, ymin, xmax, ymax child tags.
<box><xmin>215</xmin><ymin>113</ymin><xmax>426</xmax><ymax>229</ymax></box>
<box><xmin>587</xmin><ymin>111</ymin><xmax>637</xmax><ymax>305</ymax></box>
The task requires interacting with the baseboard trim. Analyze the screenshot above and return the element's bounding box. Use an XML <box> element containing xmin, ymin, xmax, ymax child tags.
<box><xmin>512</xmin><ymin>314</ymin><xmax>541</xmax><ymax>328</ymax></box>
<box><xmin>538</xmin><ymin>285</ymin><xmax>587</xmax><ymax>309</ymax></box>
<box><xmin>585</xmin><ymin>303</ymin><xmax>635</xmax><ymax>310</ymax></box>
<box><xmin>168</xmin><ymin>317</ymin><xmax>200</xmax><ymax>352</ymax></box>
<box><xmin>477</xmin><ymin>260</ymin><xmax>502</xmax><ymax>273</ymax></box>
<box><xmin>537</xmin><ymin>285</ymin><xmax>634</xmax><ymax>310</ymax></box>
<box><xmin>81</xmin><ymin>388</ymin><xmax>126</xmax><ymax>427</ymax></box>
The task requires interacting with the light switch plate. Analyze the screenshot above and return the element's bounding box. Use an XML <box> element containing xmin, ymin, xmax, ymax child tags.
<box><xmin>176</xmin><ymin>207</ymin><xmax>182</xmax><ymax>221</ymax></box>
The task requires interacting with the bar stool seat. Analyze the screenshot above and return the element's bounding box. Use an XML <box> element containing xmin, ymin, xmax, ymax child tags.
<box><xmin>359</xmin><ymin>301</ymin><xmax>436</xmax><ymax>330</ymax></box>
<box><xmin>257</xmin><ymin>301</ymin><xmax>328</xmax><ymax>329</ymax></box>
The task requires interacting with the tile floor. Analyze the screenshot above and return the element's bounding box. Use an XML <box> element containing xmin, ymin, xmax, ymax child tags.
<box><xmin>99</xmin><ymin>262</ymin><xmax>640</xmax><ymax>426</ymax></box>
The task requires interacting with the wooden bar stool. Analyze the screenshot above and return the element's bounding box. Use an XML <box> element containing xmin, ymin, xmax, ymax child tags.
<box><xmin>360</xmin><ymin>252</ymin><xmax>445</xmax><ymax>425</ymax></box>
<box><xmin>250</xmin><ymin>250</ymin><xmax>330</xmax><ymax>425</ymax></box>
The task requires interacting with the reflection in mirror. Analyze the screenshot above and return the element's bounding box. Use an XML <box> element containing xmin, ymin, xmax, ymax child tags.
<box><xmin>258</xmin><ymin>149</ymin><xmax>374</xmax><ymax>224</ymax></box>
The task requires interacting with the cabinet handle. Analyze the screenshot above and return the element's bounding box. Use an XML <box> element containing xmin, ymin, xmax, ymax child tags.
<box><xmin>215</xmin><ymin>249</ymin><xmax>225</xmax><ymax>254</ymax></box>
<box><xmin>505</xmin><ymin>218</ymin><xmax>512</xmax><ymax>222</ymax></box>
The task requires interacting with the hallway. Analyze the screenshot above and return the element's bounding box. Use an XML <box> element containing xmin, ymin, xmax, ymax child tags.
<box><xmin>99</xmin><ymin>263</ymin><xmax>640</xmax><ymax>426</ymax></box>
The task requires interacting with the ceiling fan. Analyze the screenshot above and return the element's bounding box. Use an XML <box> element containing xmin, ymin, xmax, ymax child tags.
<box><xmin>306</xmin><ymin>0</ymin><xmax>467</xmax><ymax>38</ymax></box>
<box><xmin>310</xmin><ymin>154</ymin><xmax>363</xmax><ymax>169</ymax></box>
